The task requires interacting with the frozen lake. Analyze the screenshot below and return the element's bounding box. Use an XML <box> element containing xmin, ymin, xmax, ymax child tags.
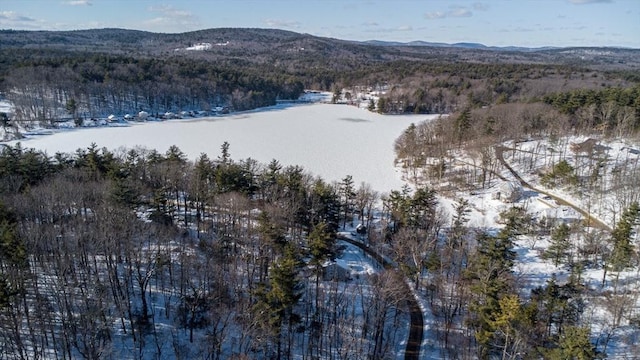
<box><xmin>8</xmin><ymin>103</ymin><xmax>441</xmax><ymax>193</ymax></box>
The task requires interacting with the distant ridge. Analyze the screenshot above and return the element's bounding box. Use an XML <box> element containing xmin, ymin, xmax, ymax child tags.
<box><xmin>0</xmin><ymin>27</ymin><xmax>637</xmax><ymax>69</ymax></box>
<box><xmin>0</xmin><ymin>27</ymin><xmax>633</xmax><ymax>52</ymax></box>
<box><xmin>362</xmin><ymin>39</ymin><xmax>560</xmax><ymax>52</ymax></box>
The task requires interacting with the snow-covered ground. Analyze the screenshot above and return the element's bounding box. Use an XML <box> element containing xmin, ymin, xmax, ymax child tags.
<box><xmin>334</xmin><ymin>240</ymin><xmax>381</xmax><ymax>276</ymax></box>
<box><xmin>416</xmin><ymin>134</ymin><xmax>640</xmax><ymax>358</ymax></box>
<box><xmin>5</xmin><ymin>102</ymin><xmax>440</xmax><ymax>194</ymax></box>
<box><xmin>0</xmin><ymin>99</ymin><xmax>11</xmax><ymax>113</ymax></box>
<box><xmin>507</xmin><ymin>136</ymin><xmax>640</xmax><ymax>227</ymax></box>
<box><xmin>500</xmin><ymin>137</ymin><xmax>640</xmax><ymax>358</ymax></box>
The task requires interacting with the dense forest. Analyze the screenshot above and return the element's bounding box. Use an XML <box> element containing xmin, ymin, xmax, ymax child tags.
<box><xmin>0</xmin><ymin>142</ymin><xmax>411</xmax><ymax>359</ymax></box>
<box><xmin>1</xmin><ymin>28</ymin><xmax>640</xmax><ymax>359</ymax></box>
<box><xmin>1</xmin><ymin>54</ymin><xmax>304</xmax><ymax>122</ymax></box>
<box><xmin>2</xmin><ymin>50</ymin><xmax>637</xmax><ymax>127</ymax></box>
<box><xmin>389</xmin><ymin>63</ymin><xmax>640</xmax><ymax>359</ymax></box>
<box><xmin>2</xmin><ymin>134</ymin><xmax>635</xmax><ymax>358</ymax></box>
<box><xmin>1</xmin><ymin>28</ymin><xmax>639</xmax><ymax>127</ymax></box>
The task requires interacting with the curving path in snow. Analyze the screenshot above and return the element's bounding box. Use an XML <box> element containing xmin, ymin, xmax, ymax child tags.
<box><xmin>495</xmin><ymin>145</ymin><xmax>612</xmax><ymax>231</ymax></box>
<box><xmin>337</xmin><ymin>234</ymin><xmax>423</xmax><ymax>360</ymax></box>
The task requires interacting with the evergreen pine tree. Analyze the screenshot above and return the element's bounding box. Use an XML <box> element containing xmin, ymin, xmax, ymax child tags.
<box><xmin>266</xmin><ymin>244</ymin><xmax>303</xmax><ymax>359</ymax></box>
<box><xmin>0</xmin><ymin>203</ymin><xmax>26</xmax><ymax>309</ymax></box>
<box><xmin>544</xmin><ymin>326</ymin><xmax>598</xmax><ymax>360</ymax></box>
<box><xmin>449</xmin><ymin>198</ymin><xmax>471</xmax><ymax>248</ymax></box>
<box><xmin>308</xmin><ymin>221</ymin><xmax>336</xmax><ymax>274</ymax></box>
<box><xmin>454</xmin><ymin>107</ymin><xmax>472</xmax><ymax>145</ymax></box>
<box><xmin>408</xmin><ymin>186</ymin><xmax>437</xmax><ymax>231</ymax></box>
<box><xmin>543</xmin><ymin>223</ymin><xmax>572</xmax><ymax>267</ymax></box>
<box><xmin>368</xmin><ymin>98</ymin><xmax>375</xmax><ymax>111</ymax></box>
<box><xmin>609</xmin><ymin>202</ymin><xmax>639</xmax><ymax>272</ymax></box>
<box><xmin>339</xmin><ymin>175</ymin><xmax>355</xmax><ymax>229</ymax></box>
<box><xmin>467</xmin><ymin>232</ymin><xmax>516</xmax><ymax>358</ymax></box>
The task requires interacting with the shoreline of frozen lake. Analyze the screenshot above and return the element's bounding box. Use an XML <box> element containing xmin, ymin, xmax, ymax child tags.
<box><xmin>6</xmin><ymin>103</ymin><xmax>442</xmax><ymax>194</ymax></box>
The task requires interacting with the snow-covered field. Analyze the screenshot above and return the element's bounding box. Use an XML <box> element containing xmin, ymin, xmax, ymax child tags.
<box><xmin>5</xmin><ymin>103</ymin><xmax>440</xmax><ymax>194</ymax></box>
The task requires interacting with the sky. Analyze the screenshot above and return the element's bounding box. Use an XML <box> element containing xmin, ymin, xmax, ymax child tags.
<box><xmin>0</xmin><ymin>0</ymin><xmax>638</xmax><ymax>48</ymax></box>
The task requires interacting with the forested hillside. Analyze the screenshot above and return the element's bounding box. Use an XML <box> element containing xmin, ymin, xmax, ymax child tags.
<box><xmin>1</xmin><ymin>28</ymin><xmax>639</xmax><ymax>128</ymax></box>
<box><xmin>391</xmin><ymin>77</ymin><xmax>640</xmax><ymax>358</ymax></box>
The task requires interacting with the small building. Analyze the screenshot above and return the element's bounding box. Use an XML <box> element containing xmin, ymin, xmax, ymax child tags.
<box><xmin>538</xmin><ymin>206</ymin><xmax>581</xmax><ymax>228</ymax></box>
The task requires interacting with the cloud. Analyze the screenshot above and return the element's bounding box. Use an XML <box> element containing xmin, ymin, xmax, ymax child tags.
<box><xmin>425</xmin><ymin>6</ymin><xmax>474</xmax><ymax>19</ymax></box>
<box><xmin>63</xmin><ymin>0</ymin><xmax>92</xmax><ymax>5</ymax></box>
<box><xmin>499</xmin><ymin>27</ymin><xmax>535</xmax><ymax>33</ymax></box>
<box><xmin>473</xmin><ymin>2</ymin><xmax>490</xmax><ymax>11</ymax></box>
<box><xmin>143</xmin><ymin>5</ymin><xmax>200</xmax><ymax>32</ymax></box>
<box><xmin>0</xmin><ymin>11</ymin><xmax>45</xmax><ymax>30</ymax></box>
<box><xmin>264</xmin><ymin>19</ymin><xmax>301</xmax><ymax>29</ymax></box>
<box><xmin>363</xmin><ymin>25</ymin><xmax>416</xmax><ymax>34</ymax></box>
<box><xmin>449</xmin><ymin>7</ymin><xmax>472</xmax><ymax>17</ymax></box>
<box><xmin>362</xmin><ymin>21</ymin><xmax>379</xmax><ymax>27</ymax></box>
<box><xmin>149</xmin><ymin>5</ymin><xmax>193</xmax><ymax>19</ymax></box>
<box><xmin>568</xmin><ymin>0</ymin><xmax>613</xmax><ymax>4</ymax></box>
<box><xmin>0</xmin><ymin>11</ymin><xmax>36</xmax><ymax>22</ymax></box>
<box><xmin>425</xmin><ymin>11</ymin><xmax>446</xmax><ymax>19</ymax></box>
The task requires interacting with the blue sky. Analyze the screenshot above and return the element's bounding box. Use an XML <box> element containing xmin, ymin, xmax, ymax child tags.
<box><xmin>0</xmin><ymin>0</ymin><xmax>638</xmax><ymax>48</ymax></box>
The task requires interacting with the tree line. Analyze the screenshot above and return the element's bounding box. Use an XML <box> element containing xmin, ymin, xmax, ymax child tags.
<box><xmin>355</xmin><ymin>61</ymin><xmax>636</xmax><ymax>116</ymax></box>
<box><xmin>1</xmin><ymin>52</ymin><xmax>304</xmax><ymax>125</ymax></box>
<box><xmin>2</xmin><ymin>44</ymin><xmax>637</xmax><ymax>130</ymax></box>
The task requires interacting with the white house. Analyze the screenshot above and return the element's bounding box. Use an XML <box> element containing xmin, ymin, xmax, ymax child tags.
<box><xmin>538</xmin><ymin>206</ymin><xmax>581</xmax><ymax>228</ymax></box>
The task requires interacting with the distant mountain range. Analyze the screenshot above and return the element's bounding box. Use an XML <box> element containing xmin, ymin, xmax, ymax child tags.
<box><xmin>362</xmin><ymin>40</ymin><xmax>560</xmax><ymax>52</ymax></box>
<box><xmin>0</xmin><ymin>27</ymin><xmax>632</xmax><ymax>52</ymax></box>
<box><xmin>0</xmin><ymin>28</ymin><xmax>638</xmax><ymax>69</ymax></box>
